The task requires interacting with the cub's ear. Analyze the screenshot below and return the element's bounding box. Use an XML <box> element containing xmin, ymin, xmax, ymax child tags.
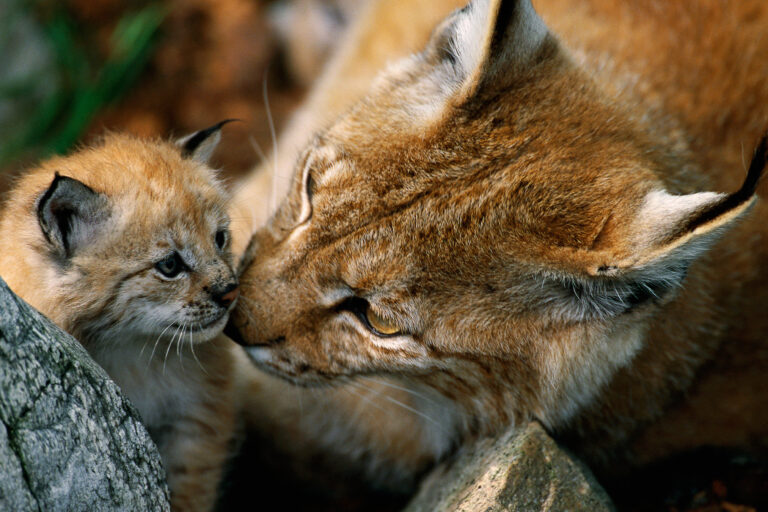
<box><xmin>37</xmin><ymin>173</ymin><xmax>109</xmax><ymax>259</ymax></box>
<box><xmin>553</xmin><ymin>136</ymin><xmax>766</xmax><ymax>319</ymax></box>
<box><xmin>176</xmin><ymin>119</ymin><xmax>236</xmax><ymax>164</ymax></box>
<box><xmin>424</xmin><ymin>0</ymin><xmax>550</xmax><ymax>99</ymax></box>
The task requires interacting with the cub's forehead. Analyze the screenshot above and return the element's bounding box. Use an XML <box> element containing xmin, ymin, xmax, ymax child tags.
<box><xmin>106</xmin><ymin>162</ymin><xmax>228</xmax><ymax>238</ymax></box>
<box><xmin>124</xmin><ymin>187</ymin><xmax>226</xmax><ymax>226</ymax></box>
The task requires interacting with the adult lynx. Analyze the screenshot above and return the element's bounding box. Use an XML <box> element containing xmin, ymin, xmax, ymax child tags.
<box><xmin>230</xmin><ymin>0</ymin><xmax>768</xmax><ymax>494</ymax></box>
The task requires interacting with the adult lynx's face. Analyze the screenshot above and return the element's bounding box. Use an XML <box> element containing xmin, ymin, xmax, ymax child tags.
<box><xmin>232</xmin><ymin>0</ymin><xmax>763</xmax><ymax>430</ymax></box>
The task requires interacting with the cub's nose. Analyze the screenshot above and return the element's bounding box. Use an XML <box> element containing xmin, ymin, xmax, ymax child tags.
<box><xmin>212</xmin><ymin>282</ymin><xmax>239</xmax><ymax>307</ymax></box>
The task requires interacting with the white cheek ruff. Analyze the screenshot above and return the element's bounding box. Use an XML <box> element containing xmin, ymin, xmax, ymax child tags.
<box><xmin>369</xmin><ymin>333</ymin><xmax>425</xmax><ymax>355</ymax></box>
<box><xmin>244</xmin><ymin>346</ymin><xmax>274</xmax><ymax>364</ymax></box>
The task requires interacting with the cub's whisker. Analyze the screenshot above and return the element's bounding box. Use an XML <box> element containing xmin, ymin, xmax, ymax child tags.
<box><xmin>344</xmin><ymin>381</ymin><xmax>389</xmax><ymax>418</ymax></box>
<box><xmin>189</xmin><ymin>329</ymin><xmax>208</xmax><ymax>375</ymax></box>
<box><xmin>249</xmin><ymin>135</ymin><xmax>268</xmax><ymax>165</ymax></box>
<box><xmin>147</xmin><ymin>322</ymin><xmax>174</xmax><ymax>369</ymax></box>
<box><xmin>163</xmin><ymin>324</ymin><xmax>182</xmax><ymax>374</ymax></box>
<box><xmin>176</xmin><ymin>322</ymin><xmax>184</xmax><ymax>369</ymax></box>
<box><xmin>263</xmin><ymin>72</ymin><xmax>279</xmax><ymax>212</ymax></box>
<box><xmin>179</xmin><ymin>323</ymin><xmax>190</xmax><ymax>372</ymax></box>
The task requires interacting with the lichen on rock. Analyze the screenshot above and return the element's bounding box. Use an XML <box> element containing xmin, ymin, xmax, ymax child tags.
<box><xmin>0</xmin><ymin>277</ymin><xmax>170</xmax><ymax>511</ymax></box>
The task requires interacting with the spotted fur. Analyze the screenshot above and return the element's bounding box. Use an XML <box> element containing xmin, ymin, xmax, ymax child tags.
<box><xmin>0</xmin><ymin>131</ymin><xmax>240</xmax><ymax>512</ymax></box>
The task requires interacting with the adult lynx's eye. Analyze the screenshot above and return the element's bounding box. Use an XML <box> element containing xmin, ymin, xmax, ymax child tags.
<box><xmin>339</xmin><ymin>297</ymin><xmax>403</xmax><ymax>337</ymax></box>
<box><xmin>364</xmin><ymin>306</ymin><xmax>401</xmax><ymax>336</ymax></box>
<box><xmin>155</xmin><ymin>252</ymin><xmax>186</xmax><ymax>279</ymax></box>
<box><xmin>215</xmin><ymin>229</ymin><xmax>228</xmax><ymax>250</ymax></box>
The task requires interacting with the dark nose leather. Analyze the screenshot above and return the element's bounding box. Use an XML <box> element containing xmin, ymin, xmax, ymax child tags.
<box><xmin>212</xmin><ymin>282</ymin><xmax>239</xmax><ymax>307</ymax></box>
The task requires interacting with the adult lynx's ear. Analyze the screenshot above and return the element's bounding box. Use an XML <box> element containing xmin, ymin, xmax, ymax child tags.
<box><xmin>597</xmin><ymin>136</ymin><xmax>766</xmax><ymax>275</ymax></box>
<box><xmin>37</xmin><ymin>173</ymin><xmax>109</xmax><ymax>259</ymax></box>
<box><xmin>552</xmin><ymin>136</ymin><xmax>766</xmax><ymax>319</ymax></box>
<box><xmin>424</xmin><ymin>0</ymin><xmax>550</xmax><ymax>99</ymax></box>
<box><xmin>177</xmin><ymin>119</ymin><xmax>236</xmax><ymax>164</ymax></box>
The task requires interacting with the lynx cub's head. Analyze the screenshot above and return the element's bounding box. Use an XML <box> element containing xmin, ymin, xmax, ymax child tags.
<box><xmin>0</xmin><ymin>123</ymin><xmax>238</xmax><ymax>347</ymax></box>
<box><xmin>233</xmin><ymin>0</ymin><xmax>765</xmax><ymax>431</ymax></box>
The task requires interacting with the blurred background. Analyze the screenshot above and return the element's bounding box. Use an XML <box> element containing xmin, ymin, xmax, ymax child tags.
<box><xmin>0</xmin><ymin>0</ymin><xmax>362</xmax><ymax>194</ymax></box>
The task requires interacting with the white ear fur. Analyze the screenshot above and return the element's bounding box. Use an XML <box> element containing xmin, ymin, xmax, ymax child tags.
<box><xmin>607</xmin><ymin>136</ymin><xmax>766</xmax><ymax>276</ymax></box>
<box><xmin>177</xmin><ymin>120</ymin><xmax>235</xmax><ymax>164</ymax></box>
<box><xmin>37</xmin><ymin>173</ymin><xmax>109</xmax><ymax>259</ymax></box>
<box><xmin>559</xmin><ymin>135</ymin><xmax>767</xmax><ymax>319</ymax></box>
<box><xmin>177</xmin><ymin>131</ymin><xmax>220</xmax><ymax>164</ymax></box>
<box><xmin>632</xmin><ymin>190</ymin><xmax>726</xmax><ymax>251</ymax></box>
<box><xmin>448</xmin><ymin>1</ymin><xmax>493</xmax><ymax>81</ymax></box>
<box><xmin>545</xmin><ymin>188</ymin><xmax>754</xmax><ymax>321</ymax></box>
<box><xmin>438</xmin><ymin>0</ymin><xmax>548</xmax><ymax>96</ymax></box>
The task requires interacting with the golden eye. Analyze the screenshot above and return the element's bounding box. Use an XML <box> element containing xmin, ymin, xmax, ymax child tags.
<box><xmin>365</xmin><ymin>306</ymin><xmax>401</xmax><ymax>336</ymax></box>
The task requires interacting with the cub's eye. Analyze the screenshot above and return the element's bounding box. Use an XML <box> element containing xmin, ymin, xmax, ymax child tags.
<box><xmin>155</xmin><ymin>252</ymin><xmax>186</xmax><ymax>278</ymax></box>
<box><xmin>215</xmin><ymin>229</ymin><xmax>228</xmax><ymax>250</ymax></box>
<box><xmin>339</xmin><ymin>297</ymin><xmax>402</xmax><ymax>337</ymax></box>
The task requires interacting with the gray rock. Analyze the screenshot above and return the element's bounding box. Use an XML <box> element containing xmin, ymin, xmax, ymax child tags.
<box><xmin>0</xmin><ymin>277</ymin><xmax>170</xmax><ymax>511</ymax></box>
<box><xmin>405</xmin><ymin>422</ymin><xmax>614</xmax><ymax>512</ymax></box>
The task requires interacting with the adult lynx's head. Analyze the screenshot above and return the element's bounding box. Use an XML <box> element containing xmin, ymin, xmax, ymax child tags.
<box><xmin>232</xmin><ymin>0</ymin><xmax>766</xmax><ymax>432</ymax></box>
<box><xmin>0</xmin><ymin>124</ymin><xmax>238</xmax><ymax>348</ymax></box>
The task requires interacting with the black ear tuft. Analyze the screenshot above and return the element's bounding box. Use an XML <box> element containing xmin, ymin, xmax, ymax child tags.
<box><xmin>744</xmin><ymin>133</ymin><xmax>767</xmax><ymax>195</ymax></box>
<box><xmin>177</xmin><ymin>119</ymin><xmax>238</xmax><ymax>163</ymax></box>
<box><xmin>37</xmin><ymin>173</ymin><xmax>108</xmax><ymax>259</ymax></box>
<box><xmin>685</xmin><ymin>134</ymin><xmax>767</xmax><ymax>232</ymax></box>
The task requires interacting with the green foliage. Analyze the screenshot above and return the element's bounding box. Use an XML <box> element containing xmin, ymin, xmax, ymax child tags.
<box><xmin>0</xmin><ymin>2</ymin><xmax>166</xmax><ymax>169</ymax></box>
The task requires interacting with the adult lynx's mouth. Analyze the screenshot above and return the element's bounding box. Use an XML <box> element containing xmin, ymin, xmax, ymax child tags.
<box><xmin>239</xmin><ymin>344</ymin><xmax>344</xmax><ymax>386</ymax></box>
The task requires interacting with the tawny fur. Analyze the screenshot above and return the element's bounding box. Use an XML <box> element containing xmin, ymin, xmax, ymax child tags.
<box><xmin>0</xmin><ymin>134</ymin><xmax>241</xmax><ymax>512</ymax></box>
<box><xmin>230</xmin><ymin>0</ymin><xmax>768</xmax><ymax>493</ymax></box>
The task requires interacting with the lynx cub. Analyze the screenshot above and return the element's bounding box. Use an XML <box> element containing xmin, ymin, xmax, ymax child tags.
<box><xmin>0</xmin><ymin>124</ymin><xmax>239</xmax><ymax>512</ymax></box>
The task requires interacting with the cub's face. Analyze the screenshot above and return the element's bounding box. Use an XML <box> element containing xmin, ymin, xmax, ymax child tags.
<box><xmin>90</xmin><ymin>191</ymin><xmax>237</xmax><ymax>344</ymax></box>
<box><xmin>27</xmin><ymin>130</ymin><xmax>239</xmax><ymax>346</ymax></box>
<box><xmin>232</xmin><ymin>0</ymin><xmax>761</xmax><ymax>428</ymax></box>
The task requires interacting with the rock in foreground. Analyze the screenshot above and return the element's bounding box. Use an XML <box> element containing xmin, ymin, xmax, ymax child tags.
<box><xmin>405</xmin><ymin>422</ymin><xmax>614</xmax><ymax>512</ymax></box>
<box><xmin>0</xmin><ymin>277</ymin><xmax>169</xmax><ymax>511</ymax></box>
